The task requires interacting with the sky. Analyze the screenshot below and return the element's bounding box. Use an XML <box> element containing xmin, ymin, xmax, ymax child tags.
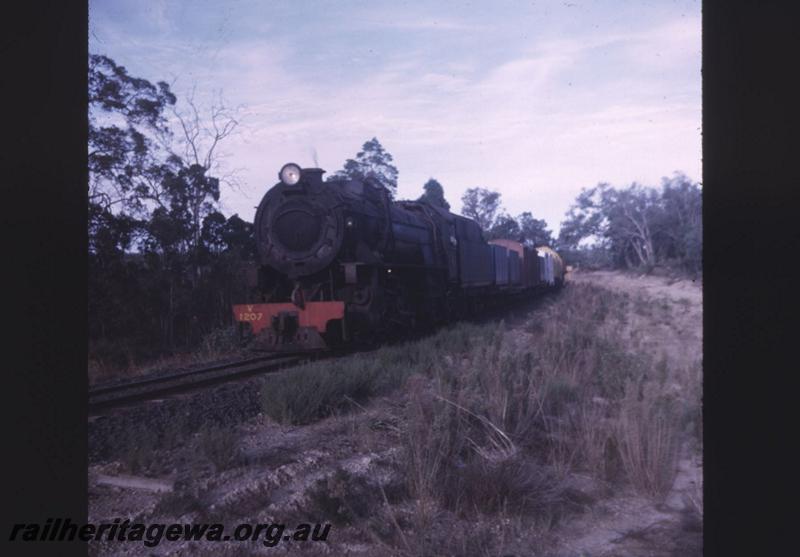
<box><xmin>89</xmin><ymin>0</ymin><xmax>701</xmax><ymax>235</ymax></box>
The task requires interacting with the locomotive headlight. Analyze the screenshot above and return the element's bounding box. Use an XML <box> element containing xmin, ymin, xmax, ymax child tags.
<box><xmin>279</xmin><ymin>163</ymin><xmax>302</xmax><ymax>186</ymax></box>
<box><xmin>345</xmin><ymin>217</ymin><xmax>354</xmax><ymax>228</ymax></box>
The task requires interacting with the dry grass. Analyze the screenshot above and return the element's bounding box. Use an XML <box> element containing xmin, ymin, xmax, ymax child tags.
<box><xmin>197</xmin><ymin>425</ymin><xmax>241</xmax><ymax>472</ymax></box>
<box><xmin>257</xmin><ymin>282</ymin><xmax>695</xmax><ymax>556</ymax></box>
<box><xmin>94</xmin><ymin>277</ymin><xmax>700</xmax><ymax>556</ymax></box>
<box><xmin>118</xmin><ymin>422</ymin><xmax>159</xmax><ymax>474</ymax></box>
<box><xmin>393</xmin><ymin>282</ymin><xmax>691</xmax><ymax>539</ymax></box>
<box><xmin>264</xmin><ymin>282</ymin><xmax>694</xmax><ymax>554</ymax></box>
<box><xmin>616</xmin><ymin>382</ymin><xmax>681</xmax><ymax>499</ymax></box>
<box><xmin>402</xmin><ymin>375</ymin><xmax>453</xmax><ymax>526</ymax></box>
<box><xmin>260</xmin><ymin>321</ymin><xmax>483</xmax><ymax>425</ymax></box>
<box><xmin>89</xmin><ymin>326</ymin><xmax>243</xmax><ymax>386</ymax></box>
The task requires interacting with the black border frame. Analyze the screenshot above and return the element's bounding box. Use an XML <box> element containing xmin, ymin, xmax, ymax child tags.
<box><xmin>3</xmin><ymin>1</ymin><xmax>797</xmax><ymax>555</ymax></box>
<box><xmin>703</xmin><ymin>1</ymin><xmax>796</xmax><ymax>554</ymax></box>
<box><xmin>3</xmin><ymin>2</ymin><xmax>88</xmax><ymax>556</ymax></box>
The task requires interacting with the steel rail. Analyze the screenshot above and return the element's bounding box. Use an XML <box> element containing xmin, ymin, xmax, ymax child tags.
<box><xmin>89</xmin><ymin>354</ymin><xmax>297</xmax><ymax>396</ymax></box>
<box><xmin>88</xmin><ymin>354</ymin><xmax>307</xmax><ymax>412</ymax></box>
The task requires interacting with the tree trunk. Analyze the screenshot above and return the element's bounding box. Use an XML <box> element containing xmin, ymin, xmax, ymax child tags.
<box><xmin>168</xmin><ymin>278</ymin><xmax>175</xmax><ymax>349</ymax></box>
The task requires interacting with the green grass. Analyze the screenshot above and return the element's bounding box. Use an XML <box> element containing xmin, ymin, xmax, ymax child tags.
<box><xmin>260</xmin><ymin>321</ymin><xmax>486</xmax><ymax>425</ymax></box>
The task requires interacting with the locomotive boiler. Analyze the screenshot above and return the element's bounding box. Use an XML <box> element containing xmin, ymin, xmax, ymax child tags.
<box><xmin>233</xmin><ymin>163</ymin><xmax>564</xmax><ymax>351</ymax></box>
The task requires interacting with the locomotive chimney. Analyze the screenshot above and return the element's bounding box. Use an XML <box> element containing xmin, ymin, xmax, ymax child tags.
<box><xmin>302</xmin><ymin>168</ymin><xmax>325</xmax><ymax>187</ymax></box>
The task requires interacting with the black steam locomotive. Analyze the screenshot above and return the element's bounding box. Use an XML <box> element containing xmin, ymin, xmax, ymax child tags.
<box><xmin>233</xmin><ymin>163</ymin><xmax>564</xmax><ymax>351</ymax></box>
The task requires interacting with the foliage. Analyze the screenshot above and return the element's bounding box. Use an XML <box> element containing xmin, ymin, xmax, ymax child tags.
<box><xmin>460</xmin><ymin>187</ymin><xmax>501</xmax><ymax>231</ymax></box>
<box><xmin>461</xmin><ymin>188</ymin><xmax>553</xmax><ymax>246</ymax></box>
<box><xmin>517</xmin><ymin>212</ymin><xmax>554</xmax><ymax>246</ymax></box>
<box><xmin>88</xmin><ymin>54</ymin><xmax>253</xmax><ymax>368</ymax></box>
<box><xmin>486</xmin><ymin>213</ymin><xmax>521</xmax><ymax>241</ymax></box>
<box><xmin>329</xmin><ymin>137</ymin><xmax>399</xmax><ymax>198</ymax></box>
<box><xmin>417</xmin><ymin>178</ymin><xmax>450</xmax><ymax>210</ymax></box>
<box><xmin>656</xmin><ymin>174</ymin><xmax>703</xmax><ymax>272</ymax></box>
<box><xmin>89</xmin><ymin>54</ymin><xmax>178</xmax><ymax>218</ymax></box>
<box><xmin>558</xmin><ymin>173</ymin><xmax>702</xmax><ymax>272</ymax></box>
<box><xmin>556</xmin><ymin>246</ymin><xmax>613</xmax><ymax>269</ymax></box>
<box><xmin>156</xmin><ymin>162</ymin><xmax>221</xmax><ymax>255</ymax></box>
<box><xmin>487</xmin><ymin>212</ymin><xmax>554</xmax><ymax>245</ymax></box>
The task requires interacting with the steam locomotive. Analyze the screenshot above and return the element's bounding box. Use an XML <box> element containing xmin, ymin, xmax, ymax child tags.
<box><xmin>233</xmin><ymin>163</ymin><xmax>565</xmax><ymax>351</ymax></box>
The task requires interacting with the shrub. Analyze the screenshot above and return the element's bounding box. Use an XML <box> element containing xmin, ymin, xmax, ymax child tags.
<box><xmin>261</xmin><ymin>357</ymin><xmax>386</xmax><ymax>425</ymax></box>
<box><xmin>197</xmin><ymin>425</ymin><xmax>240</xmax><ymax>472</ymax></box>
<box><xmin>260</xmin><ymin>322</ymin><xmax>485</xmax><ymax>425</ymax></box>
<box><xmin>615</xmin><ymin>382</ymin><xmax>681</xmax><ymax>498</ymax></box>
<box><xmin>119</xmin><ymin>422</ymin><xmax>159</xmax><ymax>474</ymax></box>
<box><xmin>198</xmin><ymin>326</ymin><xmax>240</xmax><ymax>359</ymax></box>
<box><xmin>153</xmin><ymin>489</ymin><xmax>203</xmax><ymax>518</ymax></box>
<box><xmin>443</xmin><ymin>456</ymin><xmax>566</xmax><ymax>517</ymax></box>
<box><xmin>305</xmin><ymin>468</ymin><xmax>382</xmax><ymax>526</ymax></box>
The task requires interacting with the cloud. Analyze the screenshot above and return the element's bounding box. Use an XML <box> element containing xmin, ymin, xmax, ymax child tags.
<box><xmin>357</xmin><ymin>18</ymin><xmax>484</xmax><ymax>32</ymax></box>
<box><xmin>207</xmin><ymin>20</ymin><xmax>698</xmax><ymax>231</ymax></box>
<box><xmin>90</xmin><ymin>3</ymin><xmax>701</xmax><ymax>234</ymax></box>
<box><xmin>345</xmin><ymin>3</ymin><xmax>486</xmax><ymax>33</ymax></box>
<box><xmin>146</xmin><ymin>0</ymin><xmax>172</xmax><ymax>32</ymax></box>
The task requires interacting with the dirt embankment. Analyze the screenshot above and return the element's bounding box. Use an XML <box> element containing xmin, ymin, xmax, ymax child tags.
<box><xmin>555</xmin><ymin>269</ymin><xmax>703</xmax><ymax>556</ymax></box>
<box><xmin>570</xmin><ymin>269</ymin><xmax>702</xmax><ymax>371</ymax></box>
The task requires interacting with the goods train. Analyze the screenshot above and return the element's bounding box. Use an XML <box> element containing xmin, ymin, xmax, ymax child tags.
<box><xmin>233</xmin><ymin>163</ymin><xmax>565</xmax><ymax>351</ymax></box>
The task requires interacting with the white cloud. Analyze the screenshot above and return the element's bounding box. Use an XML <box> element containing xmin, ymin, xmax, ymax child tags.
<box><xmin>357</xmin><ymin>18</ymin><xmax>484</xmax><ymax>32</ymax></box>
<box><xmin>91</xmin><ymin>5</ymin><xmax>701</xmax><ymax>234</ymax></box>
<box><xmin>211</xmin><ymin>21</ymin><xmax>699</xmax><ymax>231</ymax></box>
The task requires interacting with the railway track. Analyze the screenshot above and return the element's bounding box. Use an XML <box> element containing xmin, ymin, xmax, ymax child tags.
<box><xmin>88</xmin><ymin>353</ymin><xmax>309</xmax><ymax>413</ymax></box>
